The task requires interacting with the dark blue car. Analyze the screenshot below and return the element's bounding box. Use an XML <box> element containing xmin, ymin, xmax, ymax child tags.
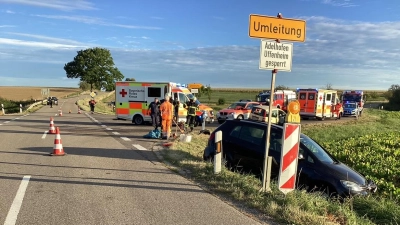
<box><xmin>203</xmin><ymin>119</ymin><xmax>377</xmax><ymax>198</ymax></box>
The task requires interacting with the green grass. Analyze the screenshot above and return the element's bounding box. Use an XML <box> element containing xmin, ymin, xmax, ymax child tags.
<box><xmin>77</xmin><ymin>91</ymin><xmax>115</xmax><ymax>114</ymax></box>
<box><xmin>158</xmin><ymin>109</ymin><xmax>400</xmax><ymax>225</ymax></box>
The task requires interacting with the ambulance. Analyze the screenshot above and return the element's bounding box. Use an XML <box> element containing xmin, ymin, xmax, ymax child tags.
<box><xmin>255</xmin><ymin>90</ymin><xmax>297</xmax><ymax>112</ymax></box>
<box><xmin>115</xmin><ymin>81</ymin><xmax>214</xmax><ymax>125</ymax></box>
<box><xmin>296</xmin><ymin>88</ymin><xmax>342</xmax><ymax>120</ymax></box>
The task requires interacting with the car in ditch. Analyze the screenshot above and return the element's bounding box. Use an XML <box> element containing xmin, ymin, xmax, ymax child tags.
<box><xmin>216</xmin><ymin>101</ymin><xmax>260</xmax><ymax>124</ymax></box>
<box><xmin>203</xmin><ymin>119</ymin><xmax>378</xmax><ymax>198</ymax></box>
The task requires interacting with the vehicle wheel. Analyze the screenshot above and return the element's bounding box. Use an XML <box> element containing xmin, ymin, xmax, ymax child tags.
<box><xmin>218</xmin><ymin>120</ymin><xmax>224</xmax><ymax>124</ymax></box>
<box><xmin>133</xmin><ymin>115</ymin><xmax>144</xmax><ymax>125</ymax></box>
<box><xmin>277</xmin><ymin>105</ymin><xmax>281</xmax><ymax>109</ymax></box>
<box><xmin>237</xmin><ymin>115</ymin><xmax>244</xmax><ymax>120</ymax></box>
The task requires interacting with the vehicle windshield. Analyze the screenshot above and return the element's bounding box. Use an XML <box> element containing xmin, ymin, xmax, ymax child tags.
<box><xmin>344</xmin><ymin>104</ymin><xmax>356</xmax><ymax>108</ymax></box>
<box><xmin>227</xmin><ymin>102</ymin><xmax>247</xmax><ymax>109</ymax></box>
<box><xmin>300</xmin><ymin>135</ymin><xmax>335</xmax><ymax>164</ymax></box>
<box><xmin>343</xmin><ymin>95</ymin><xmax>361</xmax><ymax>102</ymax></box>
<box><xmin>186</xmin><ymin>93</ymin><xmax>201</xmax><ymax>105</ymax></box>
<box><xmin>260</xmin><ymin>94</ymin><xmax>277</xmax><ymax>102</ymax></box>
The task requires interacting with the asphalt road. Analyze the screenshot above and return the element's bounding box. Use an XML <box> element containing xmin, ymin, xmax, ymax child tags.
<box><xmin>0</xmin><ymin>97</ymin><xmax>266</xmax><ymax>225</ymax></box>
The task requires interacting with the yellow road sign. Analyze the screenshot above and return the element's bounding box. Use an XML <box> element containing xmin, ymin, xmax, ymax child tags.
<box><xmin>249</xmin><ymin>14</ymin><xmax>306</xmax><ymax>42</ymax></box>
<box><xmin>90</xmin><ymin>92</ymin><xmax>96</xmax><ymax>98</ymax></box>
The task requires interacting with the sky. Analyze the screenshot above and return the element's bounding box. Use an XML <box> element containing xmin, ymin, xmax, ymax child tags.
<box><xmin>0</xmin><ymin>0</ymin><xmax>399</xmax><ymax>90</ymax></box>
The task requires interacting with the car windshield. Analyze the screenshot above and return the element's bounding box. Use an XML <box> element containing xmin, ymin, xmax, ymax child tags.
<box><xmin>343</xmin><ymin>95</ymin><xmax>361</xmax><ymax>102</ymax></box>
<box><xmin>227</xmin><ymin>103</ymin><xmax>247</xmax><ymax>109</ymax></box>
<box><xmin>344</xmin><ymin>104</ymin><xmax>356</xmax><ymax>108</ymax></box>
<box><xmin>300</xmin><ymin>135</ymin><xmax>335</xmax><ymax>164</ymax></box>
<box><xmin>186</xmin><ymin>93</ymin><xmax>201</xmax><ymax>105</ymax></box>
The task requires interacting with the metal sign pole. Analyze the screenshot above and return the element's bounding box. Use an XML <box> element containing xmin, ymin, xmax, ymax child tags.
<box><xmin>261</xmin><ymin>68</ymin><xmax>277</xmax><ymax>192</ymax></box>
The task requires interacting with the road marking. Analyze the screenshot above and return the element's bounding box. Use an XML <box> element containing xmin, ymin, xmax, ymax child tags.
<box><xmin>121</xmin><ymin>137</ymin><xmax>130</xmax><ymax>141</ymax></box>
<box><xmin>4</xmin><ymin>175</ymin><xmax>31</xmax><ymax>225</ymax></box>
<box><xmin>112</xmin><ymin>132</ymin><xmax>120</xmax><ymax>135</ymax></box>
<box><xmin>4</xmin><ymin>121</ymin><xmax>10</xmax><ymax>124</ymax></box>
<box><xmin>101</xmin><ymin>125</ymin><xmax>107</xmax><ymax>127</ymax></box>
<box><xmin>106</xmin><ymin>128</ymin><xmax>113</xmax><ymax>131</ymax></box>
<box><xmin>41</xmin><ymin>131</ymin><xmax>48</xmax><ymax>139</ymax></box>
<box><xmin>93</xmin><ymin>120</ymin><xmax>98</xmax><ymax>122</ymax></box>
<box><xmin>15</xmin><ymin>118</ymin><xmax>20</xmax><ymax>120</ymax></box>
<box><xmin>0</xmin><ymin>124</ymin><xmax>3</xmax><ymax>126</ymax></box>
<box><xmin>132</xmin><ymin>144</ymin><xmax>147</xmax><ymax>150</ymax></box>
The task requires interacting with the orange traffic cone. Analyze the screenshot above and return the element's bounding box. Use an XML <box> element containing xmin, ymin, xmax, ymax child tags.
<box><xmin>49</xmin><ymin>117</ymin><xmax>56</xmax><ymax>134</ymax></box>
<box><xmin>50</xmin><ymin>127</ymin><xmax>66</xmax><ymax>156</ymax></box>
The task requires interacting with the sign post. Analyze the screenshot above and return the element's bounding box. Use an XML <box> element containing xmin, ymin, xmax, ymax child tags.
<box><xmin>249</xmin><ymin>13</ymin><xmax>306</xmax><ymax>192</ymax></box>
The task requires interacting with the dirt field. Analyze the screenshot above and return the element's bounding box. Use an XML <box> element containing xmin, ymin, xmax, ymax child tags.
<box><xmin>0</xmin><ymin>86</ymin><xmax>81</xmax><ymax>101</ymax></box>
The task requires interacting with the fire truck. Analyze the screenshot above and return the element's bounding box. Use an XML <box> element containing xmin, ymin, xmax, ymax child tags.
<box><xmin>297</xmin><ymin>88</ymin><xmax>342</xmax><ymax>120</ymax></box>
<box><xmin>255</xmin><ymin>89</ymin><xmax>297</xmax><ymax>112</ymax></box>
<box><xmin>341</xmin><ymin>90</ymin><xmax>364</xmax><ymax>113</ymax></box>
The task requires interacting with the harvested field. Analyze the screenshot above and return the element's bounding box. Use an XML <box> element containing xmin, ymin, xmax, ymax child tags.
<box><xmin>0</xmin><ymin>86</ymin><xmax>81</xmax><ymax>101</ymax></box>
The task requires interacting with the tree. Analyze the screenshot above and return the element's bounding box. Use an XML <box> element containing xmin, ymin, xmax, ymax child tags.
<box><xmin>64</xmin><ymin>47</ymin><xmax>124</xmax><ymax>91</ymax></box>
<box><xmin>384</xmin><ymin>84</ymin><xmax>400</xmax><ymax>100</ymax></box>
<box><xmin>275</xmin><ymin>85</ymin><xmax>290</xmax><ymax>90</ymax></box>
<box><xmin>325</xmin><ymin>83</ymin><xmax>333</xmax><ymax>90</ymax></box>
<box><xmin>125</xmin><ymin>78</ymin><xmax>136</xmax><ymax>81</ymax></box>
<box><xmin>79</xmin><ymin>81</ymin><xmax>91</xmax><ymax>91</ymax></box>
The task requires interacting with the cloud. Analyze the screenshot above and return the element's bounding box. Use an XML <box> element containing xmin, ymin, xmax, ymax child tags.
<box><xmin>1</xmin><ymin>17</ymin><xmax>400</xmax><ymax>89</ymax></box>
<box><xmin>5</xmin><ymin>32</ymin><xmax>84</xmax><ymax>45</ymax></box>
<box><xmin>0</xmin><ymin>37</ymin><xmax>87</xmax><ymax>49</ymax></box>
<box><xmin>321</xmin><ymin>0</ymin><xmax>358</xmax><ymax>7</ymax></box>
<box><xmin>33</xmin><ymin>14</ymin><xmax>162</xmax><ymax>30</ymax></box>
<box><xmin>5</xmin><ymin>10</ymin><xmax>15</xmax><ymax>14</ymax></box>
<box><xmin>0</xmin><ymin>25</ymin><xmax>15</xmax><ymax>28</ymax></box>
<box><xmin>0</xmin><ymin>0</ymin><xmax>96</xmax><ymax>11</ymax></box>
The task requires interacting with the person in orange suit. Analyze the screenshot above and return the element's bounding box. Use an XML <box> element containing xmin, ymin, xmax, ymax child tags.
<box><xmin>160</xmin><ymin>94</ymin><xmax>173</xmax><ymax>139</ymax></box>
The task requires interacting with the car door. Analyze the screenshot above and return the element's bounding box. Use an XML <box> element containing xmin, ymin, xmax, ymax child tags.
<box><xmin>265</xmin><ymin>127</ymin><xmax>284</xmax><ymax>177</ymax></box>
<box><xmin>231</xmin><ymin>124</ymin><xmax>266</xmax><ymax>171</ymax></box>
<box><xmin>223</xmin><ymin>124</ymin><xmax>243</xmax><ymax>165</ymax></box>
<box><xmin>271</xmin><ymin>109</ymin><xmax>278</xmax><ymax>124</ymax></box>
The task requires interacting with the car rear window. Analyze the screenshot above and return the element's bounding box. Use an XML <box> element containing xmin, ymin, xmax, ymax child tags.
<box><xmin>238</xmin><ymin>126</ymin><xmax>264</xmax><ymax>145</ymax></box>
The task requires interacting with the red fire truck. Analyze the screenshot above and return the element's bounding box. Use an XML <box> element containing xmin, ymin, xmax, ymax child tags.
<box><xmin>255</xmin><ymin>90</ymin><xmax>297</xmax><ymax>112</ymax></box>
<box><xmin>341</xmin><ymin>90</ymin><xmax>364</xmax><ymax>108</ymax></box>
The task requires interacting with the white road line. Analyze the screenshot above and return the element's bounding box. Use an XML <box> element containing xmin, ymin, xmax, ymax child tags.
<box><xmin>15</xmin><ymin>118</ymin><xmax>20</xmax><ymax>120</ymax></box>
<box><xmin>93</xmin><ymin>120</ymin><xmax>98</xmax><ymax>122</ymax></box>
<box><xmin>112</xmin><ymin>132</ymin><xmax>120</xmax><ymax>135</ymax></box>
<box><xmin>4</xmin><ymin>121</ymin><xmax>10</xmax><ymax>124</ymax></box>
<box><xmin>101</xmin><ymin>125</ymin><xmax>107</xmax><ymax>127</ymax></box>
<box><xmin>4</xmin><ymin>175</ymin><xmax>31</xmax><ymax>225</ymax></box>
<box><xmin>132</xmin><ymin>144</ymin><xmax>147</xmax><ymax>150</ymax></box>
<box><xmin>121</xmin><ymin>137</ymin><xmax>130</xmax><ymax>141</ymax></box>
<box><xmin>41</xmin><ymin>131</ymin><xmax>48</xmax><ymax>139</ymax></box>
<box><xmin>0</xmin><ymin>124</ymin><xmax>3</xmax><ymax>125</ymax></box>
<box><xmin>106</xmin><ymin>128</ymin><xmax>113</xmax><ymax>131</ymax></box>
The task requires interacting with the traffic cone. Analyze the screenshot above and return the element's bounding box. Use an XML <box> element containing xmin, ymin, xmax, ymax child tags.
<box><xmin>49</xmin><ymin>117</ymin><xmax>56</xmax><ymax>134</ymax></box>
<box><xmin>50</xmin><ymin>127</ymin><xmax>66</xmax><ymax>156</ymax></box>
<box><xmin>59</xmin><ymin>109</ymin><xmax>63</xmax><ymax>116</ymax></box>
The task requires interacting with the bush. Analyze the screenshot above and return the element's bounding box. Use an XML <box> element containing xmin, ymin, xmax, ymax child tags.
<box><xmin>217</xmin><ymin>98</ymin><xmax>225</xmax><ymax>105</ymax></box>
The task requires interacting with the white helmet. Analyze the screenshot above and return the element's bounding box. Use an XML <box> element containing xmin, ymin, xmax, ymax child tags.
<box><xmin>165</xmin><ymin>93</ymin><xmax>171</xmax><ymax>99</ymax></box>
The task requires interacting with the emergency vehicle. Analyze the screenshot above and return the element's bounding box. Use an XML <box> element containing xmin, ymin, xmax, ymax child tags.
<box><xmin>255</xmin><ymin>90</ymin><xmax>297</xmax><ymax>111</ymax></box>
<box><xmin>115</xmin><ymin>81</ymin><xmax>214</xmax><ymax>125</ymax></box>
<box><xmin>297</xmin><ymin>88</ymin><xmax>342</xmax><ymax>120</ymax></box>
<box><xmin>341</xmin><ymin>90</ymin><xmax>364</xmax><ymax>113</ymax></box>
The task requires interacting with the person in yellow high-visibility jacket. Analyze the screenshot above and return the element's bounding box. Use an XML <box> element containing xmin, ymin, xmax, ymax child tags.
<box><xmin>160</xmin><ymin>94</ymin><xmax>173</xmax><ymax>139</ymax></box>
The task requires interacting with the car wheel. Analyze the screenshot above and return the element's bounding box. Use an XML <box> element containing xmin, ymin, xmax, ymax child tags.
<box><xmin>133</xmin><ymin>115</ymin><xmax>144</xmax><ymax>125</ymax></box>
<box><xmin>237</xmin><ymin>115</ymin><xmax>244</xmax><ymax>120</ymax></box>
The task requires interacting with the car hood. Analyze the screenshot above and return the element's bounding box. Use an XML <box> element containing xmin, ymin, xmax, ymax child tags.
<box><xmin>219</xmin><ymin>109</ymin><xmax>238</xmax><ymax>113</ymax></box>
<box><xmin>324</xmin><ymin>161</ymin><xmax>366</xmax><ymax>186</ymax></box>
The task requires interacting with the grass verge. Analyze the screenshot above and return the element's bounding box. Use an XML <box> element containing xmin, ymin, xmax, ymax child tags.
<box><xmin>156</xmin><ymin>109</ymin><xmax>400</xmax><ymax>225</ymax></box>
<box><xmin>77</xmin><ymin>91</ymin><xmax>115</xmax><ymax>114</ymax></box>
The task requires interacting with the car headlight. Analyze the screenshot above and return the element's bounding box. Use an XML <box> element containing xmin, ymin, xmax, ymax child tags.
<box><xmin>340</xmin><ymin>180</ymin><xmax>363</xmax><ymax>192</ymax></box>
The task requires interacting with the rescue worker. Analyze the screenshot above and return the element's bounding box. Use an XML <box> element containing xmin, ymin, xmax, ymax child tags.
<box><xmin>174</xmin><ymin>100</ymin><xmax>180</xmax><ymax>122</ymax></box>
<box><xmin>50</xmin><ymin>98</ymin><xmax>53</xmax><ymax>108</ymax></box>
<box><xmin>160</xmin><ymin>94</ymin><xmax>173</xmax><ymax>139</ymax></box>
<box><xmin>183</xmin><ymin>96</ymin><xmax>199</xmax><ymax>132</ymax></box>
<box><xmin>89</xmin><ymin>98</ymin><xmax>96</xmax><ymax>114</ymax></box>
<box><xmin>147</xmin><ymin>98</ymin><xmax>160</xmax><ymax>130</ymax></box>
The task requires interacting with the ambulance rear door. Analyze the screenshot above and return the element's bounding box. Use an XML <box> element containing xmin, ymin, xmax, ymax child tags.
<box><xmin>298</xmin><ymin>90</ymin><xmax>317</xmax><ymax>116</ymax></box>
<box><xmin>322</xmin><ymin>91</ymin><xmax>333</xmax><ymax>117</ymax></box>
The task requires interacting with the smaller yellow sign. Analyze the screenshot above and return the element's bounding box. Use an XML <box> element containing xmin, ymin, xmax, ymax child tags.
<box><xmin>249</xmin><ymin>14</ymin><xmax>306</xmax><ymax>42</ymax></box>
<box><xmin>90</xmin><ymin>92</ymin><xmax>96</xmax><ymax>98</ymax></box>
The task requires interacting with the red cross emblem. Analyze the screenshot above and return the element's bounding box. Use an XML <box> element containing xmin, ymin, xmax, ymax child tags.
<box><xmin>319</xmin><ymin>95</ymin><xmax>323</xmax><ymax>101</ymax></box>
<box><xmin>120</xmin><ymin>89</ymin><xmax>127</xmax><ymax>97</ymax></box>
